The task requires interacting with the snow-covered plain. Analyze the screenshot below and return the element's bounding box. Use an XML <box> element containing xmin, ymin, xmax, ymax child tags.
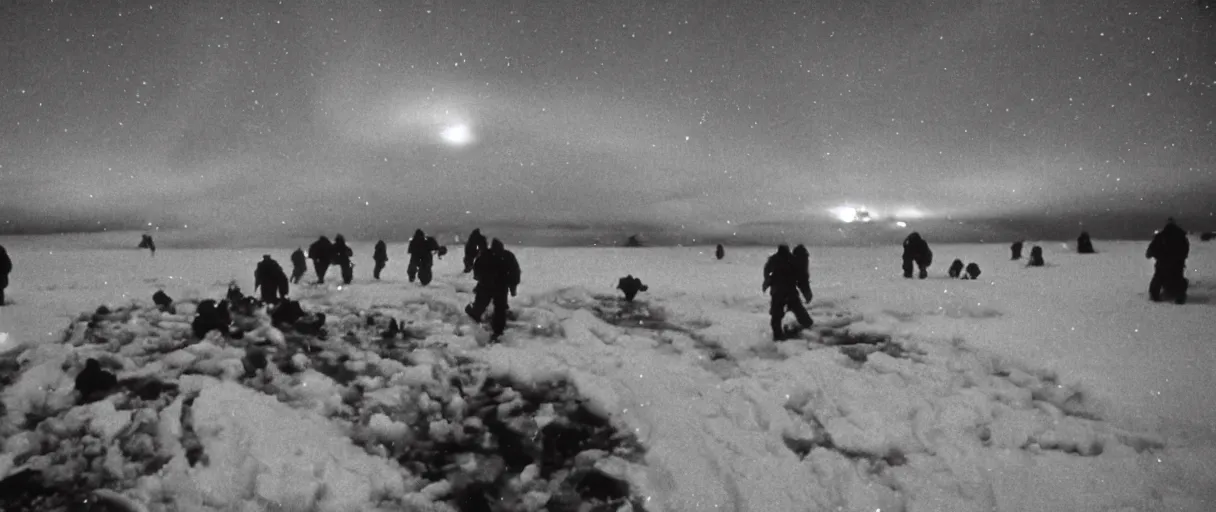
<box><xmin>0</xmin><ymin>233</ymin><xmax>1214</xmax><ymax>511</ymax></box>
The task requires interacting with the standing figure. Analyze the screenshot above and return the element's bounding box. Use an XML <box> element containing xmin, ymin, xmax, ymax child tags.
<box><xmin>616</xmin><ymin>275</ymin><xmax>649</xmax><ymax>302</ymax></box>
<box><xmin>1027</xmin><ymin>246</ymin><xmax>1045</xmax><ymax>267</ymax></box>
<box><xmin>463</xmin><ymin>228</ymin><xmax>488</xmax><ymax>273</ymax></box>
<box><xmin>715</xmin><ymin>244</ymin><xmax>725</xmax><ymax>260</ymax></box>
<box><xmin>902</xmin><ymin>232</ymin><xmax>933</xmax><ymax>279</ymax></box>
<box><xmin>254</xmin><ymin>255</ymin><xmax>290</xmax><ymax>304</ymax></box>
<box><xmin>963</xmin><ymin>262</ymin><xmax>982</xmax><ymax>280</ymax></box>
<box><xmin>1146</xmin><ymin>218</ymin><xmax>1190</xmax><ymax>304</ymax></box>
<box><xmin>407</xmin><ymin>230</ymin><xmax>441</xmax><ymax>285</ymax></box>
<box><xmin>332</xmin><ymin>234</ymin><xmax>355</xmax><ymax>285</ymax></box>
<box><xmin>289</xmin><ymin>248</ymin><xmax>307</xmax><ymax>284</ymax></box>
<box><xmin>465</xmin><ymin>239</ymin><xmax>521</xmax><ymax>340</ymax></box>
<box><xmin>763</xmin><ymin>245</ymin><xmax>814</xmax><ymax>341</ymax></box>
<box><xmin>1077</xmin><ymin>231</ymin><xmax>1095</xmax><ymax>254</ymax></box>
<box><xmin>373</xmin><ymin>240</ymin><xmax>389</xmax><ymax>280</ymax></box>
<box><xmin>1010</xmin><ymin>241</ymin><xmax>1024</xmax><ymax>260</ymax></box>
<box><xmin>948</xmin><ymin>259</ymin><xmax>965</xmax><ymax>278</ymax></box>
<box><xmin>308</xmin><ymin>236</ymin><xmax>333</xmax><ymax>283</ymax></box>
<box><xmin>0</xmin><ymin>245</ymin><xmax>10</xmax><ymax>306</ymax></box>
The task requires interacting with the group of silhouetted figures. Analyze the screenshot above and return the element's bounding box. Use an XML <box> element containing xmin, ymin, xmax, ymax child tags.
<box><xmin>0</xmin><ymin>220</ymin><xmax>1199</xmax><ymax>351</ymax></box>
<box><xmin>242</xmin><ymin>228</ymin><xmax>520</xmax><ymax>339</ymax></box>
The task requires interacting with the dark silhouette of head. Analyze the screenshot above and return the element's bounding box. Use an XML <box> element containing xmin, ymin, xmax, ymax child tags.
<box><xmin>334</xmin><ymin>234</ymin><xmax>345</xmax><ymax>244</ymax></box>
<box><xmin>317</xmin><ymin>236</ymin><xmax>330</xmax><ymax>244</ymax></box>
<box><xmin>414</xmin><ymin>229</ymin><xmax>425</xmax><ymax>239</ymax></box>
<box><xmin>907</xmin><ymin>232</ymin><xmax>922</xmax><ymax>242</ymax></box>
<box><xmin>472</xmin><ymin>228</ymin><xmax>481</xmax><ymax>236</ymax></box>
<box><xmin>85</xmin><ymin>358</ymin><xmax>100</xmax><ymax>371</ymax></box>
<box><xmin>777</xmin><ymin>244</ymin><xmax>790</xmax><ymax>256</ymax></box>
<box><xmin>793</xmin><ymin>244</ymin><xmax>808</xmax><ymax>258</ymax></box>
<box><xmin>491</xmin><ymin>238</ymin><xmax>504</xmax><ymax>252</ymax></box>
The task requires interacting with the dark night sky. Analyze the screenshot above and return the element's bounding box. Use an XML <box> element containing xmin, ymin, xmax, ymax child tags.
<box><xmin>1</xmin><ymin>0</ymin><xmax>1213</xmax><ymax>245</ymax></box>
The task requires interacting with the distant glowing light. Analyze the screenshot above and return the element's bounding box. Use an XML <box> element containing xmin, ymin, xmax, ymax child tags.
<box><xmin>830</xmin><ymin>206</ymin><xmax>872</xmax><ymax>223</ymax></box>
<box><xmin>894</xmin><ymin>207</ymin><xmax>926</xmax><ymax>219</ymax></box>
<box><xmin>896</xmin><ymin>221</ymin><xmax>908</xmax><ymax>228</ymax></box>
<box><xmin>440</xmin><ymin>123</ymin><xmax>473</xmax><ymax>146</ymax></box>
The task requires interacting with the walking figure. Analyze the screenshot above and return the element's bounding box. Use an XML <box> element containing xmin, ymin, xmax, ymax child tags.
<box><xmin>763</xmin><ymin>244</ymin><xmax>814</xmax><ymax>341</ymax></box>
<box><xmin>465</xmin><ymin>239</ymin><xmax>521</xmax><ymax>341</ymax></box>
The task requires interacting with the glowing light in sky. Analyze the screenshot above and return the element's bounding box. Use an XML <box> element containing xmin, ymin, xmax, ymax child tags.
<box><xmin>896</xmin><ymin>221</ymin><xmax>908</xmax><ymax>228</ymax></box>
<box><xmin>440</xmin><ymin>123</ymin><xmax>473</xmax><ymax>146</ymax></box>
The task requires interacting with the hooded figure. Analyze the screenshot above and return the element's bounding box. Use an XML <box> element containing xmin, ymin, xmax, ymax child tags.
<box><xmin>464</xmin><ymin>229</ymin><xmax>488</xmax><ymax>273</ymax></box>
<box><xmin>963</xmin><ymin>262</ymin><xmax>982</xmax><ymax>280</ymax></box>
<box><xmin>1077</xmin><ymin>231</ymin><xmax>1095</xmax><ymax>254</ymax></box>
<box><xmin>1027</xmin><ymin>246</ymin><xmax>1045</xmax><ymax>267</ymax></box>
<box><xmin>948</xmin><ymin>259</ymin><xmax>965</xmax><ymax>278</ymax></box>
<box><xmin>617</xmin><ymin>275</ymin><xmax>649</xmax><ymax>302</ymax></box>
<box><xmin>290</xmin><ymin>248</ymin><xmax>307</xmax><ymax>284</ymax></box>
<box><xmin>0</xmin><ymin>245</ymin><xmax>11</xmax><ymax>306</ymax></box>
<box><xmin>902</xmin><ymin>232</ymin><xmax>933</xmax><ymax>279</ymax></box>
<box><xmin>715</xmin><ymin>244</ymin><xmax>725</xmax><ymax>260</ymax></box>
<box><xmin>763</xmin><ymin>244</ymin><xmax>814</xmax><ymax>341</ymax></box>
<box><xmin>373</xmin><ymin>240</ymin><xmax>389</xmax><ymax>280</ymax></box>
<box><xmin>1010</xmin><ymin>241</ymin><xmax>1024</xmax><ymax>260</ymax></box>
<box><xmin>254</xmin><ymin>255</ymin><xmax>290</xmax><ymax>303</ymax></box>
<box><xmin>331</xmin><ymin>235</ymin><xmax>355</xmax><ymax>284</ymax></box>
<box><xmin>308</xmin><ymin>236</ymin><xmax>333</xmax><ymax>283</ymax></box>
<box><xmin>1146</xmin><ymin>218</ymin><xmax>1190</xmax><ymax>304</ymax></box>
<box><xmin>407</xmin><ymin>230</ymin><xmax>441</xmax><ymax>285</ymax></box>
<box><xmin>466</xmin><ymin>238</ymin><xmax>522</xmax><ymax>339</ymax></box>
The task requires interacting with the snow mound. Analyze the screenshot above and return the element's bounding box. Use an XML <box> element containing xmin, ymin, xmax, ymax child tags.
<box><xmin>0</xmin><ymin>297</ymin><xmax>653</xmax><ymax>512</ymax></box>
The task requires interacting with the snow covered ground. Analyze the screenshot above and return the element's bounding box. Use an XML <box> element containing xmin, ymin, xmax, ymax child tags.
<box><xmin>0</xmin><ymin>234</ymin><xmax>1214</xmax><ymax>511</ymax></box>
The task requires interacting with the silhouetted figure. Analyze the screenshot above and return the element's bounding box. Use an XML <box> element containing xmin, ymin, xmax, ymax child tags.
<box><xmin>1146</xmin><ymin>218</ymin><xmax>1190</xmax><ymax>304</ymax></box>
<box><xmin>290</xmin><ymin>248</ymin><xmax>307</xmax><ymax>284</ymax></box>
<box><xmin>192</xmin><ymin>299</ymin><xmax>232</xmax><ymax>338</ymax></box>
<box><xmin>152</xmin><ymin>290</ymin><xmax>175</xmax><ymax>314</ymax></box>
<box><xmin>0</xmin><ymin>245</ymin><xmax>10</xmax><ymax>306</ymax></box>
<box><xmin>75</xmin><ymin>358</ymin><xmax>117</xmax><ymax>404</ymax></box>
<box><xmin>616</xmin><ymin>275</ymin><xmax>649</xmax><ymax>302</ymax></box>
<box><xmin>270</xmin><ymin>300</ymin><xmax>327</xmax><ymax>334</ymax></box>
<box><xmin>1027</xmin><ymin>246</ymin><xmax>1045</xmax><ymax>267</ymax></box>
<box><xmin>373</xmin><ymin>240</ymin><xmax>388</xmax><ymax>280</ymax></box>
<box><xmin>254</xmin><ymin>255</ymin><xmax>290</xmax><ymax>304</ymax></box>
<box><xmin>138</xmin><ymin>234</ymin><xmax>156</xmax><ymax>256</ymax></box>
<box><xmin>948</xmin><ymin>259</ymin><xmax>965</xmax><ymax>278</ymax></box>
<box><xmin>332</xmin><ymin>234</ymin><xmax>354</xmax><ymax>284</ymax></box>
<box><xmin>308</xmin><ymin>236</ymin><xmax>333</xmax><ymax>283</ymax></box>
<box><xmin>626</xmin><ymin>235</ymin><xmax>643</xmax><ymax>247</ymax></box>
<box><xmin>466</xmin><ymin>238</ymin><xmax>522</xmax><ymax>340</ymax></box>
<box><xmin>716</xmin><ymin>244</ymin><xmax>725</xmax><ymax>260</ymax></box>
<box><xmin>1011</xmin><ymin>240</ymin><xmax>1024</xmax><ymax>260</ymax></box>
<box><xmin>763</xmin><ymin>244</ymin><xmax>814</xmax><ymax>341</ymax></box>
<box><xmin>464</xmin><ymin>229</ymin><xmax>487</xmax><ymax>273</ymax></box>
<box><xmin>1077</xmin><ymin>231</ymin><xmax>1095</xmax><ymax>254</ymax></box>
<box><xmin>963</xmin><ymin>262</ymin><xmax>982</xmax><ymax>280</ymax></box>
<box><xmin>902</xmin><ymin>232</ymin><xmax>933</xmax><ymax>279</ymax></box>
<box><xmin>226</xmin><ymin>283</ymin><xmax>245</xmax><ymax>303</ymax></box>
<box><xmin>407</xmin><ymin>230</ymin><xmax>441</xmax><ymax>285</ymax></box>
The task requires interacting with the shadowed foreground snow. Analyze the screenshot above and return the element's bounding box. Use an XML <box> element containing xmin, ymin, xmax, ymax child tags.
<box><xmin>0</xmin><ymin>236</ymin><xmax>1213</xmax><ymax>511</ymax></box>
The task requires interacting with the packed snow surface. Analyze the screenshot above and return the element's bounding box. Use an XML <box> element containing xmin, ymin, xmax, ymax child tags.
<box><xmin>0</xmin><ymin>235</ymin><xmax>1213</xmax><ymax>511</ymax></box>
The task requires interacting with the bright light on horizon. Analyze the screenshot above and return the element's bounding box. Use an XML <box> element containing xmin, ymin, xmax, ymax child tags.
<box><xmin>440</xmin><ymin>123</ymin><xmax>473</xmax><ymax>146</ymax></box>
